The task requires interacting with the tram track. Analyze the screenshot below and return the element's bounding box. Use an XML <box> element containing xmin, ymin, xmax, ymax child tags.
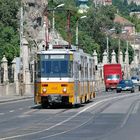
<box><xmin>0</xmin><ymin>93</ymin><xmax>139</xmax><ymax>140</ymax></box>
<box><xmin>92</xmin><ymin>96</ymin><xmax>140</xmax><ymax>140</ymax></box>
<box><xmin>0</xmin><ymin>105</ymin><xmax>70</xmax><ymax>139</ymax></box>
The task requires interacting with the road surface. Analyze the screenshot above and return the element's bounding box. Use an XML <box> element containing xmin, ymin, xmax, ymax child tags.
<box><xmin>0</xmin><ymin>90</ymin><xmax>140</xmax><ymax>140</ymax></box>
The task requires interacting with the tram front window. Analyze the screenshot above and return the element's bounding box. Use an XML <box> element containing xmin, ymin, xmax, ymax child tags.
<box><xmin>39</xmin><ymin>60</ymin><xmax>71</xmax><ymax>77</ymax></box>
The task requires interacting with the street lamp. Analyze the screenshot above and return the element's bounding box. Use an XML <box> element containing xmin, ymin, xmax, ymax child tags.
<box><xmin>105</xmin><ymin>28</ymin><xmax>115</xmax><ymax>62</ymax></box>
<box><xmin>106</xmin><ymin>35</ymin><xmax>109</xmax><ymax>62</ymax></box>
<box><xmin>76</xmin><ymin>16</ymin><xmax>87</xmax><ymax>46</ymax></box>
<box><xmin>52</xmin><ymin>3</ymin><xmax>65</xmax><ymax>31</ymax></box>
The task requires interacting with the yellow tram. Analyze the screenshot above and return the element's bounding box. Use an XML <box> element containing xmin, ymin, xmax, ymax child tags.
<box><xmin>34</xmin><ymin>45</ymin><xmax>96</xmax><ymax>108</ymax></box>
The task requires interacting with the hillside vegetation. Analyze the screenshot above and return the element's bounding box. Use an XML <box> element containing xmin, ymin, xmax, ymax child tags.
<box><xmin>0</xmin><ymin>0</ymin><xmax>20</xmax><ymax>62</ymax></box>
<box><xmin>48</xmin><ymin>0</ymin><xmax>135</xmax><ymax>62</ymax></box>
<box><xmin>0</xmin><ymin>0</ymin><xmax>140</xmax><ymax>63</ymax></box>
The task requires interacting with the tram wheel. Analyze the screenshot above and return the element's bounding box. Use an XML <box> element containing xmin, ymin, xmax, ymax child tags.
<box><xmin>41</xmin><ymin>102</ymin><xmax>48</xmax><ymax>108</ymax></box>
<box><xmin>41</xmin><ymin>97</ymin><xmax>48</xmax><ymax>108</ymax></box>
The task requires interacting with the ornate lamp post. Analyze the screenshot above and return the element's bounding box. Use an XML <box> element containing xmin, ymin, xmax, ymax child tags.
<box><xmin>52</xmin><ymin>3</ymin><xmax>65</xmax><ymax>31</ymax></box>
<box><xmin>75</xmin><ymin>16</ymin><xmax>87</xmax><ymax>46</ymax></box>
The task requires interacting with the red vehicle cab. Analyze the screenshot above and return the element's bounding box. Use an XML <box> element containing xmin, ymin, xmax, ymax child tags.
<box><xmin>103</xmin><ymin>64</ymin><xmax>122</xmax><ymax>91</ymax></box>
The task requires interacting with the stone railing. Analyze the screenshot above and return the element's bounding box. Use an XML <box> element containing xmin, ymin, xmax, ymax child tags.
<box><xmin>0</xmin><ymin>43</ymin><xmax>138</xmax><ymax>96</ymax></box>
<box><xmin>0</xmin><ymin>55</ymin><xmax>34</xmax><ymax>96</ymax></box>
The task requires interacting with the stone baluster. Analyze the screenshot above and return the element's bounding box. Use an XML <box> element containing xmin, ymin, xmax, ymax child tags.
<box><xmin>111</xmin><ymin>50</ymin><xmax>116</xmax><ymax>64</ymax></box>
<box><xmin>93</xmin><ymin>50</ymin><xmax>99</xmax><ymax>87</ymax></box>
<box><xmin>102</xmin><ymin>50</ymin><xmax>108</xmax><ymax>64</ymax></box>
<box><xmin>124</xmin><ymin>50</ymin><xmax>130</xmax><ymax>78</ymax></box>
<box><xmin>12</xmin><ymin>57</ymin><xmax>19</xmax><ymax>95</ymax></box>
<box><xmin>1</xmin><ymin>55</ymin><xmax>8</xmax><ymax>83</ymax></box>
<box><xmin>119</xmin><ymin>51</ymin><xmax>123</xmax><ymax>66</ymax></box>
<box><xmin>1</xmin><ymin>55</ymin><xmax>9</xmax><ymax>95</ymax></box>
<box><xmin>12</xmin><ymin>57</ymin><xmax>17</xmax><ymax>82</ymax></box>
<box><xmin>93</xmin><ymin>50</ymin><xmax>98</xmax><ymax>66</ymax></box>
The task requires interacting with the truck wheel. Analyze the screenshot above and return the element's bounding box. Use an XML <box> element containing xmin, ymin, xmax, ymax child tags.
<box><xmin>41</xmin><ymin>102</ymin><xmax>48</xmax><ymax>108</ymax></box>
<box><xmin>131</xmin><ymin>89</ymin><xmax>134</xmax><ymax>93</ymax></box>
<box><xmin>139</xmin><ymin>86</ymin><xmax>140</xmax><ymax>91</ymax></box>
<box><xmin>117</xmin><ymin>90</ymin><xmax>120</xmax><ymax>93</ymax></box>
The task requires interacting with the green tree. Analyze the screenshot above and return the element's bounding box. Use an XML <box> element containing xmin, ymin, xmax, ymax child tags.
<box><xmin>0</xmin><ymin>0</ymin><xmax>20</xmax><ymax>62</ymax></box>
<box><xmin>48</xmin><ymin>0</ymin><xmax>134</xmax><ymax>62</ymax></box>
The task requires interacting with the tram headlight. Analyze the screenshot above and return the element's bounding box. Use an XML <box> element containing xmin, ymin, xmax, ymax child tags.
<box><xmin>63</xmin><ymin>87</ymin><xmax>67</xmax><ymax>93</ymax></box>
<box><xmin>42</xmin><ymin>88</ymin><xmax>47</xmax><ymax>93</ymax></box>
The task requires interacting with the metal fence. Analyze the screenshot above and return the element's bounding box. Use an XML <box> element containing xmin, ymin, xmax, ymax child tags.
<box><xmin>0</xmin><ymin>66</ymin><xmax>4</xmax><ymax>83</ymax></box>
<box><xmin>8</xmin><ymin>66</ymin><xmax>14</xmax><ymax>83</ymax></box>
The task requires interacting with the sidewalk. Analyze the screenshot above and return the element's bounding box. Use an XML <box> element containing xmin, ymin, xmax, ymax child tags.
<box><xmin>0</xmin><ymin>94</ymin><xmax>33</xmax><ymax>103</ymax></box>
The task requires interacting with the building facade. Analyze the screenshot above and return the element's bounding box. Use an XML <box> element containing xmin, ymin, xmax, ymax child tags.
<box><xmin>93</xmin><ymin>0</ymin><xmax>112</xmax><ymax>6</ymax></box>
<box><xmin>128</xmin><ymin>0</ymin><xmax>140</xmax><ymax>5</ymax></box>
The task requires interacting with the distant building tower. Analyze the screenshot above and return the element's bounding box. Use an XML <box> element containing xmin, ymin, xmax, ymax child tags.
<box><xmin>105</xmin><ymin>0</ymin><xmax>112</xmax><ymax>5</ymax></box>
<box><xmin>93</xmin><ymin>0</ymin><xmax>112</xmax><ymax>6</ymax></box>
<box><xmin>77</xmin><ymin>0</ymin><xmax>89</xmax><ymax>13</ymax></box>
<box><xmin>77</xmin><ymin>0</ymin><xmax>88</xmax><ymax>5</ymax></box>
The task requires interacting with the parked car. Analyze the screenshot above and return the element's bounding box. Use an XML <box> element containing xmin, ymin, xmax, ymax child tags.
<box><xmin>131</xmin><ymin>76</ymin><xmax>140</xmax><ymax>86</ymax></box>
<box><xmin>116</xmin><ymin>80</ymin><xmax>135</xmax><ymax>93</ymax></box>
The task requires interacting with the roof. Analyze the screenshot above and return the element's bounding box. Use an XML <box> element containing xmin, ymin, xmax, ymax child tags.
<box><xmin>114</xmin><ymin>14</ymin><xmax>134</xmax><ymax>26</ymax></box>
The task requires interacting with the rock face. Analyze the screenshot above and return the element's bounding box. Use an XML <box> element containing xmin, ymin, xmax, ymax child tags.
<box><xmin>22</xmin><ymin>0</ymin><xmax>48</xmax><ymax>39</ymax></box>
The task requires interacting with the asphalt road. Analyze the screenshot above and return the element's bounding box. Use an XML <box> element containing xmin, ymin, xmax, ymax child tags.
<box><xmin>0</xmin><ymin>90</ymin><xmax>140</xmax><ymax>140</ymax></box>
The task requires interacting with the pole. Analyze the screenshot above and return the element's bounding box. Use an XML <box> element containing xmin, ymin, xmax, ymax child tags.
<box><xmin>52</xmin><ymin>10</ymin><xmax>55</xmax><ymax>31</ymax></box>
<box><xmin>118</xmin><ymin>38</ymin><xmax>120</xmax><ymax>63</ymax></box>
<box><xmin>20</xmin><ymin>6</ymin><xmax>23</xmax><ymax>57</ymax></box>
<box><xmin>52</xmin><ymin>4</ymin><xmax>64</xmax><ymax>33</ymax></box>
<box><xmin>76</xmin><ymin>19</ymin><xmax>78</xmax><ymax>45</ymax></box>
<box><xmin>67</xmin><ymin>10</ymin><xmax>71</xmax><ymax>48</ymax></box>
<box><xmin>106</xmin><ymin>35</ymin><xmax>109</xmax><ymax>62</ymax></box>
<box><xmin>126</xmin><ymin>40</ymin><xmax>128</xmax><ymax>79</ymax></box>
<box><xmin>127</xmin><ymin>40</ymin><xmax>128</xmax><ymax>51</ymax></box>
<box><xmin>45</xmin><ymin>13</ymin><xmax>49</xmax><ymax>50</ymax></box>
<box><xmin>75</xmin><ymin>16</ymin><xmax>87</xmax><ymax>47</ymax></box>
<box><xmin>20</xmin><ymin>4</ymin><xmax>23</xmax><ymax>83</ymax></box>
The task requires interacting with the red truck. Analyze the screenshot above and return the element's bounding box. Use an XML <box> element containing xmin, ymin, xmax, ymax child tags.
<box><xmin>103</xmin><ymin>64</ymin><xmax>122</xmax><ymax>91</ymax></box>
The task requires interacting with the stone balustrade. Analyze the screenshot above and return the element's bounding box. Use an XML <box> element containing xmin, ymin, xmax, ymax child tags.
<box><xmin>0</xmin><ymin>40</ymin><xmax>138</xmax><ymax>96</ymax></box>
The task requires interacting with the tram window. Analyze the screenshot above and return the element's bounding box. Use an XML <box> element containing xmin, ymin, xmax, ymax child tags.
<box><xmin>38</xmin><ymin>59</ymin><xmax>72</xmax><ymax>77</ymax></box>
<box><xmin>41</xmin><ymin>61</ymin><xmax>51</xmax><ymax>74</ymax></box>
<box><xmin>52</xmin><ymin>61</ymin><xmax>59</xmax><ymax>73</ymax></box>
<box><xmin>45</xmin><ymin>61</ymin><xmax>51</xmax><ymax>73</ymax></box>
<box><xmin>60</xmin><ymin>61</ymin><xmax>68</xmax><ymax>73</ymax></box>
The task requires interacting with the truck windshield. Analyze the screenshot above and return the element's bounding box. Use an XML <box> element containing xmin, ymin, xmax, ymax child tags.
<box><xmin>107</xmin><ymin>75</ymin><xmax>120</xmax><ymax>80</ymax></box>
<box><xmin>37</xmin><ymin>54</ymin><xmax>72</xmax><ymax>78</ymax></box>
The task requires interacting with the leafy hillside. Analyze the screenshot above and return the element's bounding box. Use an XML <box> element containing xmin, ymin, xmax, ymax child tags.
<box><xmin>0</xmin><ymin>0</ymin><xmax>137</xmax><ymax>63</ymax></box>
<box><xmin>48</xmin><ymin>0</ymin><xmax>134</xmax><ymax>62</ymax></box>
<box><xmin>0</xmin><ymin>0</ymin><xmax>20</xmax><ymax>63</ymax></box>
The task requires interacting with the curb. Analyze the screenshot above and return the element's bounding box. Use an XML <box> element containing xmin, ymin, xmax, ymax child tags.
<box><xmin>0</xmin><ymin>96</ymin><xmax>33</xmax><ymax>103</ymax></box>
